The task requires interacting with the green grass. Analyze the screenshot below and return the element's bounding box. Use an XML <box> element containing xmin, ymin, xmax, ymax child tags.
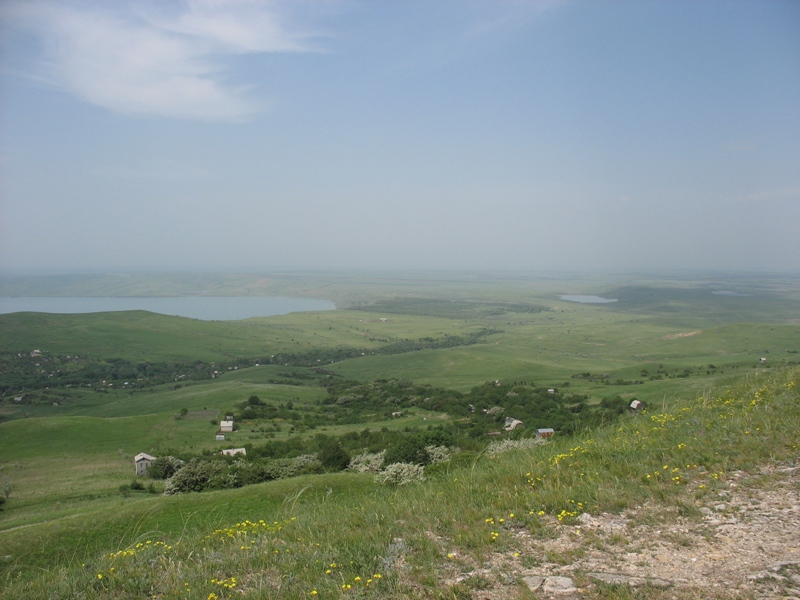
<box><xmin>329</xmin><ymin>319</ymin><xmax>799</xmax><ymax>396</ymax></box>
<box><xmin>1</xmin><ymin>366</ymin><xmax>797</xmax><ymax>598</ymax></box>
<box><xmin>0</xmin><ymin>471</ymin><xmax>375</xmax><ymax>574</ymax></box>
<box><xmin>0</xmin><ymin>308</ymin><xmax>477</xmax><ymax>363</ymax></box>
<box><xmin>1</xmin><ymin>271</ymin><xmax>800</xmax><ymax>597</ymax></box>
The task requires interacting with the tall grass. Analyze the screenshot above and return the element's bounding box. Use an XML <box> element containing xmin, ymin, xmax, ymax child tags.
<box><xmin>2</xmin><ymin>366</ymin><xmax>797</xmax><ymax>598</ymax></box>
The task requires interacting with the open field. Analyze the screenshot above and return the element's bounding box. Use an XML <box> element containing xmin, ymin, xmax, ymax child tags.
<box><xmin>1</xmin><ymin>271</ymin><xmax>799</xmax><ymax>597</ymax></box>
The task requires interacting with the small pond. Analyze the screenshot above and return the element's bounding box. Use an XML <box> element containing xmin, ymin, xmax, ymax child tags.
<box><xmin>558</xmin><ymin>295</ymin><xmax>618</xmax><ymax>304</ymax></box>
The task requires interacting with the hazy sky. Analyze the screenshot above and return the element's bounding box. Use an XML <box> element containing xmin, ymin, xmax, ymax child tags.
<box><xmin>1</xmin><ymin>0</ymin><xmax>798</xmax><ymax>274</ymax></box>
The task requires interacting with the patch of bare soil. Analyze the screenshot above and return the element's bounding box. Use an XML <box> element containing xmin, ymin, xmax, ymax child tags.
<box><xmin>442</xmin><ymin>463</ymin><xmax>800</xmax><ymax>599</ymax></box>
<box><xmin>663</xmin><ymin>331</ymin><xmax>703</xmax><ymax>340</ymax></box>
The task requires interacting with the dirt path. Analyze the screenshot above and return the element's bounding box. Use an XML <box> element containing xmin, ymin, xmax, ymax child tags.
<box><xmin>443</xmin><ymin>462</ymin><xmax>800</xmax><ymax>598</ymax></box>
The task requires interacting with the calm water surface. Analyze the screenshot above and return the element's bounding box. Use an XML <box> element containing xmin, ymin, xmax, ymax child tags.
<box><xmin>0</xmin><ymin>296</ymin><xmax>335</xmax><ymax>320</ymax></box>
<box><xmin>559</xmin><ymin>295</ymin><xmax>618</xmax><ymax>304</ymax></box>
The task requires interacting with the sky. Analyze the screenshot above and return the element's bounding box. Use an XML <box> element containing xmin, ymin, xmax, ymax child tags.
<box><xmin>1</xmin><ymin>0</ymin><xmax>799</xmax><ymax>274</ymax></box>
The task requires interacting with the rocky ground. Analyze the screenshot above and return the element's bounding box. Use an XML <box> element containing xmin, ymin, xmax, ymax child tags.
<box><xmin>440</xmin><ymin>461</ymin><xmax>800</xmax><ymax>599</ymax></box>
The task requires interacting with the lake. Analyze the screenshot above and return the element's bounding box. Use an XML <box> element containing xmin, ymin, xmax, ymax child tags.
<box><xmin>712</xmin><ymin>291</ymin><xmax>750</xmax><ymax>297</ymax></box>
<box><xmin>0</xmin><ymin>296</ymin><xmax>335</xmax><ymax>321</ymax></box>
<box><xmin>559</xmin><ymin>295</ymin><xmax>619</xmax><ymax>304</ymax></box>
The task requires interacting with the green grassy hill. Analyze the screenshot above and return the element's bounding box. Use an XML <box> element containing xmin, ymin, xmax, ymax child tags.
<box><xmin>2</xmin><ymin>272</ymin><xmax>799</xmax><ymax>598</ymax></box>
<box><xmin>1</xmin><ymin>366</ymin><xmax>797</xmax><ymax>599</ymax></box>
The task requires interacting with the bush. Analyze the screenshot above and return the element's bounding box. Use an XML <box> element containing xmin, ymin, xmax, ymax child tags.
<box><xmin>348</xmin><ymin>450</ymin><xmax>386</xmax><ymax>473</ymax></box>
<box><xmin>485</xmin><ymin>437</ymin><xmax>545</xmax><ymax>455</ymax></box>
<box><xmin>425</xmin><ymin>445</ymin><xmax>452</xmax><ymax>465</ymax></box>
<box><xmin>383</xmin><ymin>437</ymin><xmax>430</xmax><ymax>466</ymax></box>
<box><xmin>383</xmin><ymin>429</ymin><xmax>455</xmax><ymax>467</ymax></box>
<box><xmin>2</xmin><ymin>479</ymin><xmax>12</xmax><ymax>500</ymax></box>
<box><xmin>241</xmin><ymin>455</ymin><xmax>323</xmax><ymax>483</ymax></box>
<box><xmin>148</xmin><ymin>456</ymin><xmax>185</xmax><ymax>480</ymax></box>
<box><xmin>163</xmin><ymin>459</ymin><xmax>225</xmax><ymax>495</ymax></box>
<box><xmin>269</xmin><ymin>455</ymin><xmax>322</xmax><ymax>478</ymax></box>
<box><xmin>374</xmin><ymin>462</ymin><xmax>426</xmax><ymax>486</ymax></box>
<box><xmin>318</xmin><ymin>441</ymin><xmax>351</xmax><ymax>472</ymax></box>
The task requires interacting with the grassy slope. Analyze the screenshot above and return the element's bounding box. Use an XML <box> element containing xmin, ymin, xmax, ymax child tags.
<box><xmin>1</xmin><ymin>367</ymin><xmax>797</xmax><ymax>598</ymax></box>
<box><xmin>0</xmin><ymin>309</ymin><xmax>475</xmax><ymax>362</ymax></box>
<box><xmin>330</xmin><ymin>312</ymin><xmax>799</xmax><ymax>395</ymax></box>
<box><xmin>1</xmin><ymin>272</ymin><xmax>799</xmax><ymax>597</ymax></box>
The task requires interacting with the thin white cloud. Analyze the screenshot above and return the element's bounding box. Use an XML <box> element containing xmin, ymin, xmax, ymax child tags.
<box><xmin>2</xmin><ymin>0</ymin><xmax>321</xmax><ymax>121</ymax></box>
<box><xmin>148</xmin><ymin>0</ymin><xmax>317</xmax><ymax>54</ymax></box>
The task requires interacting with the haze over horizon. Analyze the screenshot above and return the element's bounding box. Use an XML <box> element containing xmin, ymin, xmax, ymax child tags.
<box><xmin>1</xmin><ymin>1</ymin><xmax>798</xmax><ymax>275</ymax></box>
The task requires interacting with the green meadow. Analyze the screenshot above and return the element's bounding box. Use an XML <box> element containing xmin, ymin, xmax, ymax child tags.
<box><xmin>1</xmin><ymin>271</ymin><xmax>799</xmax><ymax>597</ymax></box>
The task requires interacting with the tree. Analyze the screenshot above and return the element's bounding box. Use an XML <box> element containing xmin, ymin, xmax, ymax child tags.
<box><xmin>318</xmin><ymin>441</ymin><xmax>350</xmax><ymax>472</ymax></box>
<box><xmin>148</xmin><ymin>456</ymin><xmax>185</xmax><ymax>480</ymax></box>
<box><xmin>383</xmin><ymin>437</ymin><xmax>429</xmax><ymax>466</ymax></box>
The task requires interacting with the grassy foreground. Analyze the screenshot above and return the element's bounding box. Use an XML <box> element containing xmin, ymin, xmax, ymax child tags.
<box><xmin>2</xmin><ymin>366</ymin><xmax>797</xmax><ymax>599</ymax></box>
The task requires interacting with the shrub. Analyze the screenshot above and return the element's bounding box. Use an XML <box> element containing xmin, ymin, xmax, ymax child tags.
<box><xmin>425</xmin><ymin>445</ymin><xmax>452</xmax><ymax>465</ymax></box>
<box><xmin>383</xmin><ymin>437</ymin><xmax>430</xmax><ymax>466</ymax></box>
<box><xmin>247</xmin><ymin>395</ymin><xmax>265</xmax><ymax>406</ymax></box>
<box><xmin>148</xmin><ymin>456</ymin><xmax>185</xmax><ymax>480</ymax></box>
<box><xmin>383</xmin><ymin>429</ymin><xmax>455</xmax><ymax>467</ymax></box>
<box><xmin>163</xmin><ymin>459</ymin><xmax>225</xmax><ymax>495</ymax></box>
<box><xmin>2</xmin><ymin>478</ymin><xmax>12</xmax><ymax>500</ymax></box>
<box><xmin>485</xmin><ymin>437</ymin><xmax>545</xmax><ymax>455</ymax></box>
<box><xmin>348</xmin><ymin>450</ymin><xmax>386</xmax><ymax>473</ymax></box>
<box><xmin>318</xmin><ymin>441</ymin><xmax>351</xmax><ymax>471</ymax></box>
<box><xmin>232</xmin><ymin>455</ymin><xmax>323</xmax><ymax>485</ymax></box>
<box><xmin>374</xmin><ymin>462</ymin><xmax>426</xmax><ymax>486</ymax></box>
<box><xmin>274</xmin><ymin>455</ymin><xmax>322</xmax><ymax>478</ymax></box>
<box><xmin>419</xmin><ymin>429</ymin><xmax>453</xmax><ymax>447</ymax></box>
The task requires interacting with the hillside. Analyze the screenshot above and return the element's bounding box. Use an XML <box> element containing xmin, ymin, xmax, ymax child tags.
<box><xmin>1</xmin><ymin>366</ymin><xmax>798</xmax><ymax>599</ymax></box>
<box><xmin>1</xmin><ymin>272</ymin><xmax>799</xmax><ymax>598</ymax></box>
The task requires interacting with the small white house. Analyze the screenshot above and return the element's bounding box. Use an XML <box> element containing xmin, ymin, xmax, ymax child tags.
<box><xmin>220</xmin><ymin>420</ymin><xmax>234</xmax><ymax>432</ymax></box>
<box><xmin>216</xmin><ymin>434</ymin><xmax>226</xmax><ymax>441</ymax></box>
<box><xmin>537</xmin><ymin>428</ymin><xmax>555</xmax><ymax>438</ymax></box>
<box><xmin>630</xmin><ymin>399</ymin><xmax>642</xmax><ymax>411</ymax></box>
<box><xmin>134</xmin><ymin>452</ymin><xmax>156</xmax><ymax>476</ymax></box>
